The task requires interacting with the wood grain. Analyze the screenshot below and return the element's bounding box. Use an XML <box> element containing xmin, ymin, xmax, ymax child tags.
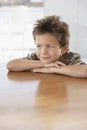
<box><xmin>0</xmin><ymin>63</ymin><xmax>87</xmax><ymax>130</ymax></box>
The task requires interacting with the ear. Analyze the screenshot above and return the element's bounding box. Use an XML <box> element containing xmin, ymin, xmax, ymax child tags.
<box><xmin>61</xmin><ymin>44</ymin><xmax>69</xmax><ymax>55</ymax></box>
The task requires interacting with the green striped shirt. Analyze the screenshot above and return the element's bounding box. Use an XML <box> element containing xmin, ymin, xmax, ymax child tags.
<box><xmin>23</xmin><ymin>51</ymin><xmax>86</xmax><ymax>65</ymax></box>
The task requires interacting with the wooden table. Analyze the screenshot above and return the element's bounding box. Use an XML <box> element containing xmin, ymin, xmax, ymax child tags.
<box><xmin>0</xmin><ymin>63</ymin><xmax>87</xmax><ymax>130</ymax></box>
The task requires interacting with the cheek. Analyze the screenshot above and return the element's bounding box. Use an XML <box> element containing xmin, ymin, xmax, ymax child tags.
<box><xmin>36</xmin><ymin>50</ymin><xmax>40</xmax><ymax>57</ymax></box>
<box><xmin>51</xmin><ymin>49</ymin><xmax>61</xmax><ymax>57</ymax></box>
<box><xmin>57</xmin><ymin>50</ymin><xmax>61</xmax><ymax>56</ymax></box>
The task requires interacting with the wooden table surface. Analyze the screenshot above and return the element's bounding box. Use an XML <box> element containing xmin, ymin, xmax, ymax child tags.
<box><xmin>0</xmin><ymin>63</ymin><xmax>87</xmax><ymax>130</ymax></box>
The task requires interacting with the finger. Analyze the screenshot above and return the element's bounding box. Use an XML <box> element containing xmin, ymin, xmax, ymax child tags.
<box><xmin>44</xmin><ymin>64</ymin><xmax>53</xmax><ymax>67</ymax></box>
<box><xmin>56</xmin><ymin>61</ymin><xmax>65</xmax><ymax>66</ymax></box>
<box><xmin>32</xmin><ymin>68</ymin><xmax>40</xmax><ymax>72</ymax></box>
<box><xmin>32</xmin><ymin>68</ymin><xmax>52</xmax><ymax>73</ymax></box>
<box><xmin>44</xmin><ymin>63</ymin><xmax>62</xmax><ymax>68</ymax></box>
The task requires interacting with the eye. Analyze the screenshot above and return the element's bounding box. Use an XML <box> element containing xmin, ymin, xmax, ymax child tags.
<box><xmin>47</xmin><ymin>45</ymin><xmax>55</xmax><ymax>48</ymax></box>
<box><xmin>36</xmin><ymin>45</ymin><xmax>41</xmax><ymax>48</ymax></box>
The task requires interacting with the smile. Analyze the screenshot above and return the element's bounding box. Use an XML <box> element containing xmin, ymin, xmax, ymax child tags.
<box><xmin>41</xmin><ymin>57</ymin><xmax>50</xmax><ymax>59</ymax></box>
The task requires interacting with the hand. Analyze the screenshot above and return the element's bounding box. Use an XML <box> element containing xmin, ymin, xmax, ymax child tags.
<box><xmin>32</xmin><ymin>67</ymin><xmax>55</xmax><ymax>73</ymax></box>
<box><xmin>31</xmin><ymin>61</ymin><xmax>65</xmax><ymax>73</ymax></box>
<box><xmin>44</xmin><ymin>61</ymin><xmax>65</xmax><ymax>68</ymax></box>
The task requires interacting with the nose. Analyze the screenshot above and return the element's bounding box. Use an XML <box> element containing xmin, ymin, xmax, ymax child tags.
<box><xmin>41</xmin><ymin>47</ymin><xmax>48</xmax><ymax>54</ymax></box>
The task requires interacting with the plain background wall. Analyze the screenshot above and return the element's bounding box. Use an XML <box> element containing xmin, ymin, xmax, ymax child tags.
<box><xmin>44</xmin><ymin>0</ymin><xmax>87</xmax><ymax>58</ymax></box>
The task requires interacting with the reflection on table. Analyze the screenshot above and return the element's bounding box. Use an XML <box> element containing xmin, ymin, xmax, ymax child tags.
<box><xmin>0</xmin><ymin>63</ymin><xmax>87</xmax><ymax>130</ymax></box>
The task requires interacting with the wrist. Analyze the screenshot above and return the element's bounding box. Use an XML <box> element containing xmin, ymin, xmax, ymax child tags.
<box><xmin>38</xmin><ymin>60</ymin><xmax>44</xmax><ymax>67</ymax></box>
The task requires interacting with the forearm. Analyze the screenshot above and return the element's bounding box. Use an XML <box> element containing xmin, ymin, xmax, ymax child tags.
<box><xmin>7</xmin><ymin>59</ymin><xmax>43</xmax><ymax>71</ymax></box>
<box><xmin>32</xmin><ymin>64</ymin><xmax>87</xmax><ymax>78</ymax></box>
<box><xmin>55</xmin><ymin>65</ymin><xmax>87</xmax><ymax>78</ymax></box>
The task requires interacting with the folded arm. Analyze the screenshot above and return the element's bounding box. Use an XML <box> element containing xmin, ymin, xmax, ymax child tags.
<box><xmin>7</xmin><ymin>59</ymin><xmax>44</xmax><ymax>71</ymax></box>
<box><xmin>32</xmin><ymin>62</ymin><xmax>87</xmax><ymax>78</ymax></box>
<box><xmin>7</xmin><ymin>59</ymin><xmax>87</xmax><ymax>78</ymax></box>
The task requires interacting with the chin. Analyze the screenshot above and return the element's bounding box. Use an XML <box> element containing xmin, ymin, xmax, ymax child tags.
<box><xmin>41</xmin><ymin>60</ymin><xmax>52</xmax><ymax>64</ymax></box>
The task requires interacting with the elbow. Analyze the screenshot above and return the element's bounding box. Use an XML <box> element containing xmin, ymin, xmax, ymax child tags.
<box><xmin>7</xmin><ymin>61</ymin><xmax>17</xmax><ymax>71</ymax></box>
<box><xmin>84</xmin><ymin>69</ymin><xmax>87</xmax><ymax>78</ymax></box>
<box><xmin>7</xmin><ymin>59</ymin><xmax>24</xmax><ymax>72</ymax></box>
<box><xmin>7</xmin><ymin>62</ymin><xmax>13</xmax><ymax>71</ymax></box>
<box><xmin>81</xmin><ymin>67</ymin><xmax>87</xmax><ymax>78</ymax></box>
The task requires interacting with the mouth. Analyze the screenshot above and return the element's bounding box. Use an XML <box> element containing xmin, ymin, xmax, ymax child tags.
<box><xmin>41</xmin><ymin>57</ymin><xmax>50</xmax><ymax>60</ymax></box>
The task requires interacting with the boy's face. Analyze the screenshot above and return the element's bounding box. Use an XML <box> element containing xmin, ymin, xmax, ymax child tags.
<box><xmin>35</xmin><ymin>33</ymin><xmax>64</xmax><ymax>64</ymax></box>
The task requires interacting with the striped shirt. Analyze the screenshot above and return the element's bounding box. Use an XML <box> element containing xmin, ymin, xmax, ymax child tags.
<box><xmin>23</xmin><ymin>51</ymin><xmax>86</xmax><ymax>65</ymax></box>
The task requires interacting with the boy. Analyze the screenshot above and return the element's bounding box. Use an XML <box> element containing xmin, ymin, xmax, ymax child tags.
<box><xmin>7</xmin><ymin>15</ymin><xmax>87</xmax><ymax>78</ymax></box>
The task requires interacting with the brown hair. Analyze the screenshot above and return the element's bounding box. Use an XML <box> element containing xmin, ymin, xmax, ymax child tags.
<box><xmin>32</xmin><ymin>15</ymin><xmax>70</xmax><ymax>47</ymax></box>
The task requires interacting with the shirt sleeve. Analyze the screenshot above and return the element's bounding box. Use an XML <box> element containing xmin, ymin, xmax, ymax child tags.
<box><xmin>67</xmin><ymin>52</ymin><xmax>86</xmax><ymax>65</ymax></box>
<box><xmin>59</xmin><ymin>51</ymin><xmax>86</xmax><ymax>65</ymax></box>
<box><xmin>70</xmin><ymin>57</ymin><xmax>86</xmax><ymax>65</ymax></box>
<box><xmin>23</xmin><ymin>52</ymin><xmax>39</xmax><ymax>60</ymax></box>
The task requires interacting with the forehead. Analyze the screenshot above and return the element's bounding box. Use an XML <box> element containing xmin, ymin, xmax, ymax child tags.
<box><xmin>35</xmin><ymin>33</ymin><xmax>59</xmax><ymax>44</ymax></box>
